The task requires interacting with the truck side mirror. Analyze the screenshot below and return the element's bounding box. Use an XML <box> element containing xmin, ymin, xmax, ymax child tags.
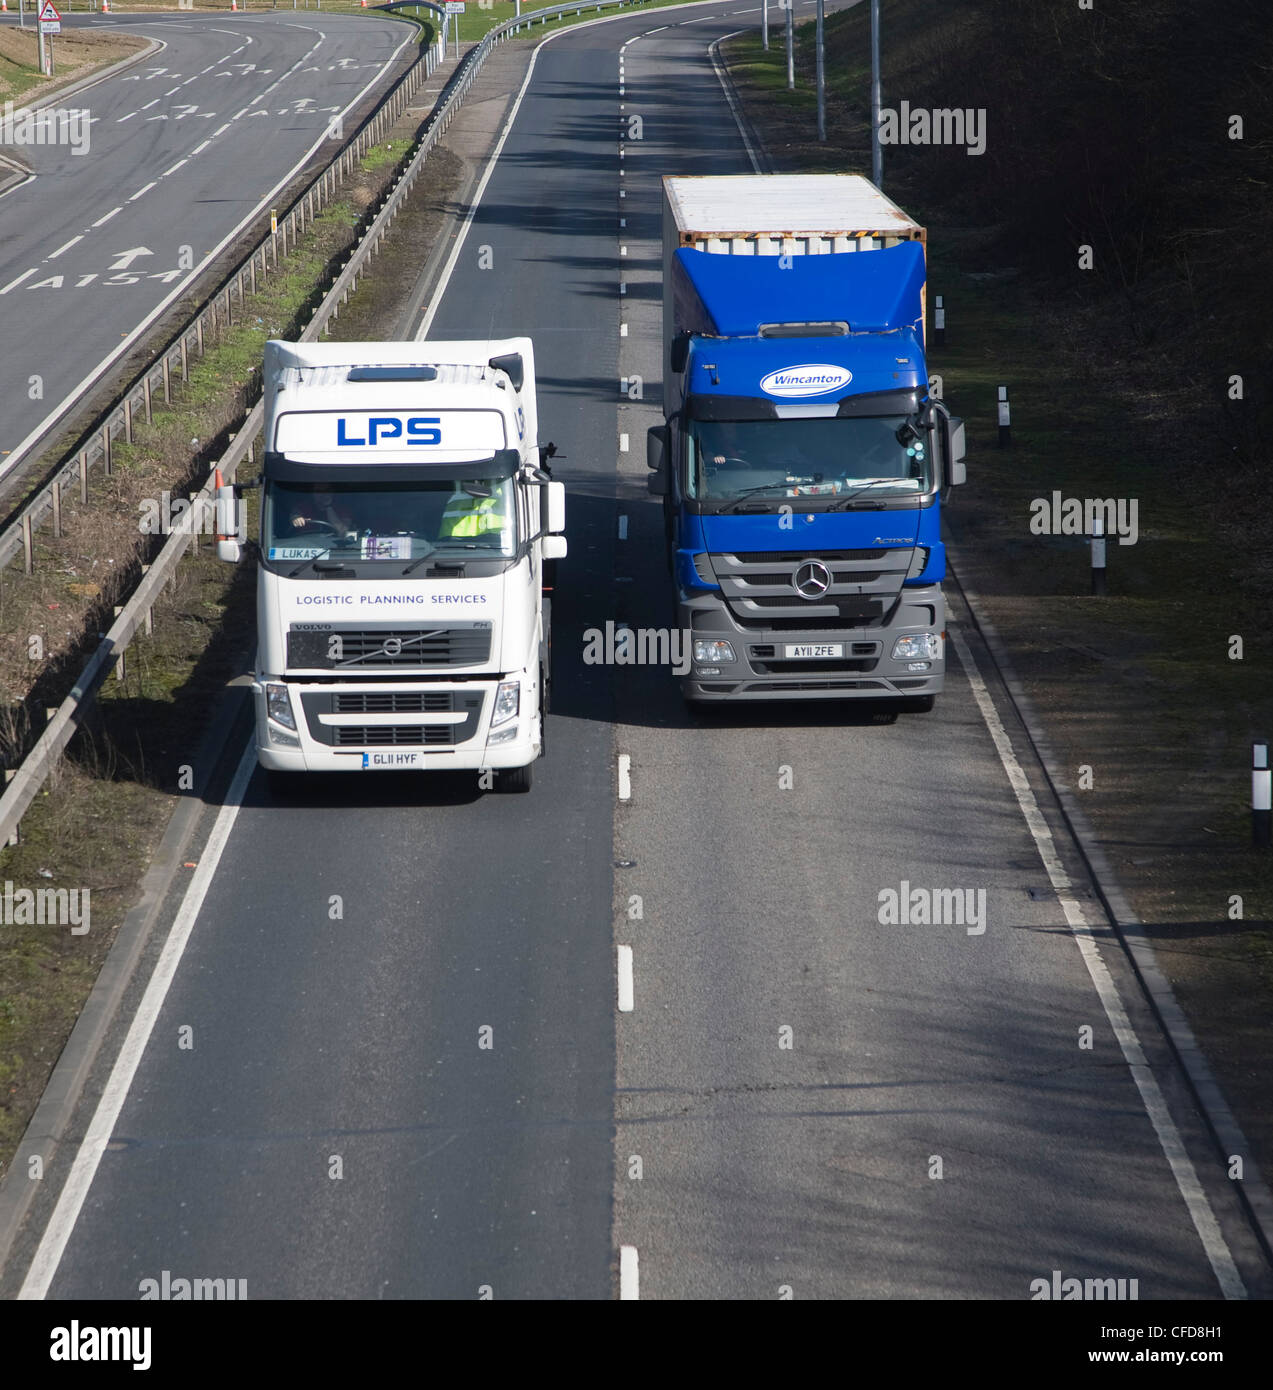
<box><xmin>647</xmin><ymin>471</ymin><xmax>668</xmax><ymax>496</ymax></box>
<box><xmin>543</xmin><ymin>480</ymin><xmax>566</xmax><ymax>535</ymax></box>
<box><xmin>647</xmin><ymin>424</ymin><xmax>668</xmax><ymax>473</ymax></box>
<box><xmin>670</xmin><ymin>333</ymin><xmax>690</xmax><ymax>374</ymax></box>
<box><xmin>542</xmin><ymin>534</ymin><xmax>568</xmax><ymax>561</ymax></box>
<box><xmin>948</xmin><ymin>418</ymin><xmax>966</xmax><ymax>486</ymax></box>
<box><xmin>216</xmin><ymin>483</ymin><xmax>242</xmax><ymax>562</ymax></box>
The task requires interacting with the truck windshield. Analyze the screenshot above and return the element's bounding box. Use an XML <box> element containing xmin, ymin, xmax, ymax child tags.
<box><xmin>686</xmin><ymin>416</ymin><xmax>929</xmax><ymax>508</ymax></box>
<box><xmin>262</xmin><ymin>477</ymin><xmax>517</xmax><ymax>565</ymax></box>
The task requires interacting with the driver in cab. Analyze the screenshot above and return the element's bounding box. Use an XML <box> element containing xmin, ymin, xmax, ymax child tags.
<box><xmin>288</xmin><ymin>488</ymin><xmax>355</xmax><ymax>537</ymax></box>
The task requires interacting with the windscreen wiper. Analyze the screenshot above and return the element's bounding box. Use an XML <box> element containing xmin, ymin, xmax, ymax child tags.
<box><xmin>287</xmin><ymin>555</ymin><xmax>354</xmax><ymax>577</ymax></box>
<box><xmin>829</xmin><ymin>479</ymin><xmax>906</xmax><ymax>509</ymax></box>
<box><xmin>717</xmin><ymin>481</ymin><xmax>815</xmax><ymax>513</ymax></box>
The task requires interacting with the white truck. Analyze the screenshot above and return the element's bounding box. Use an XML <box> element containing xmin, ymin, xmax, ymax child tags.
<box><xmin>218</xmin><ymin>338</ymin><xmax>566</xmax><ymax>792</ymax></box>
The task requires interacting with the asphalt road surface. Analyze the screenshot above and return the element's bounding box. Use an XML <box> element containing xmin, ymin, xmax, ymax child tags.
<box><xmin>0</xmin><ymin>9</ymin><xmax>415</xmax><ymax>484</ymax></box>
<box><xmin>4</xmin><ymin>0</ymin><xmax>1271</xmax><ymax>1301</ymax></box>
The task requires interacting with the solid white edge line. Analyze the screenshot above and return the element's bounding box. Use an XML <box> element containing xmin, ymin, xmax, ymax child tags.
<box><xmin>617</xmin><ymin>753</ymin><xmax>631</xmax><ymax>801</ymax></box>
<box><xmin>708</xmin><ymin>31</ymin><xmax>762</xmax><ymax>173</ymax></box>
<box><xmin>619</xmin><ymin>1243</ymin><xmax>639</xmax><ymax>1298</ymax></box>
<box><xmin>946</xmin><ymin>624</ymin><xmax>1245</xmax><ymax>1300</ymax></box>
<box><xmin>617</xmin><ymin>945</ymin><xmax>634</xmax><ymax>1012</ymax></box>
<box><xmin>18</xmin><ymin>740</ymin><xmax>257</xmax><ymax>1300</ymax></box>
<box><xmin>0</xmin><ymin>25</ymin><xmax>412</xmax><ymax>484</ymax></box>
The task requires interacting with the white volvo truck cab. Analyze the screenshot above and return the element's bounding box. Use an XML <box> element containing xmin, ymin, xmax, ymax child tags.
<box><xmin>218</xmin><ymin>338</ymin><xmax>566</xmax><ymax>793</ymax></box>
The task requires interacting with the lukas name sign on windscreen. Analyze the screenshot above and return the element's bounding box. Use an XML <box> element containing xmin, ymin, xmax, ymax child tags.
<box><xmin>275</xmin><ymin>409</ymin><xmax>506</xmax><ymax>461</ymax></box>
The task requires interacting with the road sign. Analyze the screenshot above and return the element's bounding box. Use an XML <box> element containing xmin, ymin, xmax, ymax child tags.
<box><xmin>444</xmin><ymin>2</ymin><xmax>465</xmax><ymax>12</ymax></box>
<box><xmin>38</xmin><ymin>1</ymin><xmax>61</xmax><ymax>32</ymax></box>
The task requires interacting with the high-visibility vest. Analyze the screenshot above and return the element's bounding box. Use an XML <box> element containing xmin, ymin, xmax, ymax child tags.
<box><xmin>440</xmin><ymin>492</ymin><xmax>504</xmax><ymax>538</ymax></box>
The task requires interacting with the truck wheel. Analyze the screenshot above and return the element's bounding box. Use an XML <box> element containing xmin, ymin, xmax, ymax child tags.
<box><xmin>498</xmin><ymin>763</ymin><xmax>533</xmax><ymax>793</ymax></box>
<box><xmin>898</xmin><ymin>695</ymin><xmax>936</xmax><ymax>713</ymax></box>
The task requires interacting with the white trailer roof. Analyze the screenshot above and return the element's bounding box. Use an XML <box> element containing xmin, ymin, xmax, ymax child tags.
<box><xmin>663</xmin><ymin>174</ymin><xmax>922</xmax><ymax>240</ymax></box>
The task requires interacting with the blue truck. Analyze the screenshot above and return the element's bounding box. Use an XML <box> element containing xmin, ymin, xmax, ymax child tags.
<box><xmin>649</xmin><ymin>174</ymin><xmax>965</xmax><ymax>710</ymax></box>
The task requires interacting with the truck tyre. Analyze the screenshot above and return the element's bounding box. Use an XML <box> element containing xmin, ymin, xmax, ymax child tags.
<box><xmin>498</xmin><ymin>763</ymin><xmax>533</xmax><ymax>793</ymax></box>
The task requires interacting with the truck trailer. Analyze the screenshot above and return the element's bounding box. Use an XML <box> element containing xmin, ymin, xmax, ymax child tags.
<box><xmin>218</xmin><ymin>338</ymin><xmax>566</xmax><ymax>791</ymax></box>
<box><xmin>649</xmin><ymin>174</ymin><xmax>966</xmax><ymax>709</ymax></box>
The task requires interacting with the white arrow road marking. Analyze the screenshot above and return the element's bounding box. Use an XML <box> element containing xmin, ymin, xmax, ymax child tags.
<box><xmin>109</xmin><ymin>247</ymin><xmax>152</xmax><ymax>270</ymax></box>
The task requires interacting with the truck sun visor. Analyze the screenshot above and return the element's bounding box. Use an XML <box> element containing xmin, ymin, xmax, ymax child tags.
<box><xmin>263</xmin><ymin>447</ymin><xmax>521</xmax><ymax>483</ymax></box>
<box><xmin>345</xmin><ymin>366</ymin><xmax>438</xmax><ymax>382</ymax></box>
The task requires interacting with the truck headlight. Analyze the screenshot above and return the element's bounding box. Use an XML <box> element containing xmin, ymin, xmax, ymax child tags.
<box><xmin>492</xmin><ymin>680</ymin><xmax>520</xmax><ymax>727</ymax></box>
<box><xmin>693</xmin><ymin>639</ymin><xmax>736</xmax><ymax>664</ymax></box>
<box><xmin>266</xmin><ymin>682</ymin><xmax>296</xmax><ymax>731</ymax></box>
<box><xmin>891</xmin><ymin>633</ymin><xmax>941</xmax><ymax>661</ymax></box>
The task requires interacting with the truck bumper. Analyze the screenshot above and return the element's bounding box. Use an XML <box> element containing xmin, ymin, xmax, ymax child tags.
<box><xmin>678</xmin><ymin>585</ymin><xmax>946</xmax><ymax>703</ymax></box>
<box><xmin>253</xmin><ymin>670</ymin><xmax>541</xmax><ymax>773</ymax></box>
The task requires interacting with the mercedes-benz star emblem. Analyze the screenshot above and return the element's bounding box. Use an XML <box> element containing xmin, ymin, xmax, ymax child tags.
<box><xmin>794</xmin><ymin>560</ymin><xmax>832</xmax><ymax>600</ymax></box>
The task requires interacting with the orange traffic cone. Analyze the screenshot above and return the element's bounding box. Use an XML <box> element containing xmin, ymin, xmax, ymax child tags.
<box><xmin>102</xmin><ymin>0</ymin><xmax>109</xmax><ymax>10</ymax></box>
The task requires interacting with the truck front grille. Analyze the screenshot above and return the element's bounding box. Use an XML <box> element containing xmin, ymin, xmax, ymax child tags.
<box><xmin>333</xmin><ymin>691</ymin><xmax>454</xmax><ymax>714</ymax></box>
<box><xmin>298</xmin><ymin>688</ymin><xmax>484</xmax><ymax>747</ymax></box>
<box><xmin>287</xmin><ymin>623</ymin><xmax>492</xmax><ymax>670</ymax></box>
<box><xmin>708</xmin><ymin>549</ymin><xmax>910</xmax><ymax>628</ymax></box>
<box><xmin>334</xmin><ymin>724</ymin><xmax>455</xmax><ymax>747</ymax></box>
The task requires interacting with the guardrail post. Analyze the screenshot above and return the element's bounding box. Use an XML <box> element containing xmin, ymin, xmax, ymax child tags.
<box><xmin>196</xmin><ymin>319</ymin><xmax>205</xmax><ymax>357</ymax></box>
<box><xmin>4</xmin><ymin>771</ymin><xmax>18</xmax><ymax>847</ymax></box>
<box><xmin>102</xmin><ymin>423</ymin><xmax>112</xmax><ymax>477</ymax></box>
<box><xmin>180</xmin><ymin>337</ymin><xmax>189</xmax><ymax>383</ymax></box>
<box><xmin>123</xmin><ymin>397</ymin><xmax>133</xmax><ymax>445</ymax></box>
<box><xmin>21</xmin><ymin>515</ymin><xmax>33</xmax><ymax>575</ymax></box>
<box><xmin>79</xmin><ymin>451</ymin><xmax>89</xmax><ymax>503</ymax></box>
<box><xmin>143</xmin><ymin>373</ymin><xmax>153</xmax><ymax>423</ymax></box>
<box><xmin>51</xmin><ymin>479</ymin><xmax>61</xmax><ymax>538</ymax></box>
<box><xmin>1254</xmin><ymin>740</ymin><xmax>1271</xmax><ymax>849</ymax></box>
